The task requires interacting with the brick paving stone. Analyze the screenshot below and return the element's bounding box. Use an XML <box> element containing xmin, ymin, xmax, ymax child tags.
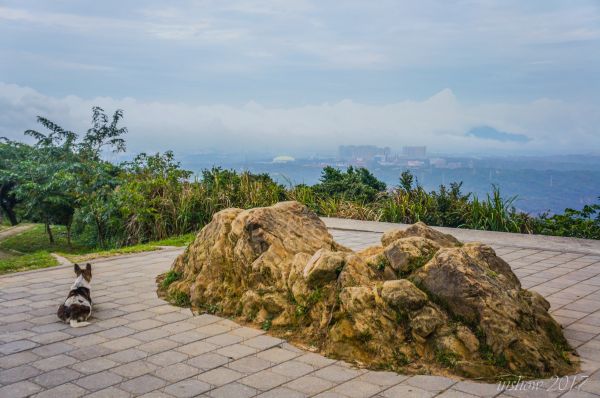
<box><xmin>187</xmin><ymin>352</ymin><xmax>230</xmax><ymax>370</ymax></box>
<box><xmin>75</xmin><ymin>357</ymin><xmax>119</xmax><ymax>374</ymax></box>
<box><xmin>65</xmin><ymin>333</ymin><xmax>108</xmax><ymax>348</ymax></box>
<box><xmin>406</xmin><ymin>375</ymin><xmax>456</xmax><ymax>392</ymax></box>
<box><xmin>148</xmin><ymin>350</ymin><xmax>189</xmax><ymax>367</ymax></box>
<box><xmin>241</xmin><ymin>369</ymin><xmax>289</xmax><ymax>390</ymax></box>
<box><xmin>101</xmin><ymin>336</ymin><xmax>141</xmax><ymax>350</ymax></box>
<box><xmin>381</xmin><ymin>384</ymin><xmax>435</xmax><ymax>398</ymax></box>
<box><xmin>128</xmin><ymin>319</ymin><xmax>165</xmax><ymax>331</ymax></box>
<box><xmin>107</xmin><ymin>347</ymin><xmax>149</xmax><ymax>363</ymax></box>
<box><xmin>332</xmin><ymin>379</ymin><xmax>383</xmax><ymax>398</ymax></box>
<box><xmin>209</xmin><ymin>381</ymin><xmax>258</xmax><ymax>398</ymax></box>
<box><xmin>138</xmin><ymin>338</ymin><xmax>179</xmax><ymax>354</ymax></box>
<box><xmin>205</xmin><ymin>332</ymin><xmax>245</xmax><ymax>347</ymax></box>
<box><xmin>0</xmin><ymin>364</ymin><xmax>42</xmax><ymax>384</ymax></box>
<box><xmin>159</xmin><ymin>321</ymin><xmax>197</xmax><ymax>334</ymax></box>
<box><xmin>256</xmin><ymin>387</ymin><xmax>307</xmax><ymax>398</ymax></box>
<box><xmin>75</xmin><ymin>370</ymin><xmax>124</xmax><ymax>391</ymax></box>
<box><xmin>197</xmin><ymin>367</ymin><xmax>244</xmax><ymax>386</ymax></box>
<box><xmin>112</xmin><ymin>359</ymin><xmax>159</xmax><ymax>378</ymax></box>
<box><xmin>216</xmin><ymin>343</ymin><xmax>258</xmax><ymax>359</ymax></box>
<box><xmin>314</xmin><ymin>364</ymin><xmax>364</xmax><ymax>383</ymax></box>
<box><xmin>216</xmin><ymin>319</ymin><xmax>239</xmax><ymax>329</ymax></box>
<box><xmin>295</xmin><ymin>352</ymin><xmax>337</xmax><ymax>368</ymax></box>
<box><xmin>64</xmin><ymin>323</ymin><xmax>104</xmax><ymax>337</ymax></box>
<box><xmin>138</xmin><ymin>392</ymin><xmax>176</xmax><ymax>398</ymax></box>
<box><xmin>227</xmin><ymin>356</ymin><xmax>272</xmax><ymax>374</ymax></box>
<box><xmin>32</xmin><ymin>382</ymin><xmax>88</xmax><ymax>398</ymax></box>
<box><xmin>0</xmin><ymin>350</ymin><xmax>40</xmax><ymax>368</ymax></box>
<box><xmin>230</xmin><ymin>326</ymin><xmax>266</xmax><ymax>338</ymax></box>
<box><xmin>453</xmin><ymin>380</ymin><xmax>504</xmax><ymax>397</ymax></box>
<box><xmin>313</xmin><ymin>392</ymin><xmax>348</xmax><ymax>398</ymax></box>
<box><xmin>436</xmin><ymin>389</ymin><xmax>480</xmax><ymax>398</ymax></box>
<box><xmin>154</xmin><ymin>312</ymin><xmax>190</xmax><ymax>323</ymax></box>
<box><xmin>176</xmin><ymin>340</ymin><xmax>218</xmax><ymax>356</ymax></box>
<box><xmin>168</xmin><ymin>330</ymin><xmax>207</xmax><ymax>344</ymax></box>
<box><xmin>124</xmin><ymin>310</ymin><xmax>155</xmax><ymax>321</ymax></box>
<box><xmin>29</xmin><ymin>330</ymin><xmax>71</xmax><ymax>344</ymax></box>
<box><xmin>0</xmin><ymin>380</ymin><xmax>42</xmax><ymax>398</ymax></box>
<box><xmin>85</xmin><ymin>386</ymin><xmax>131</xmax><ymax>398</ymax></box>
<box><xmin>0</xmin><ymin>339</ymin><xmax>38</xmax><ymax>354</ymax></box>
<box><xmin>243</xmin><ymin>334</ymin><xmax>284</xmax><ymax>350</ymax></box>
<box><xmin>31</xmin><ymin>341</ymin><xmax>75</xmax><ymax>357</ymax></box>
<box><xmin>95</xmin><ymin>317</ymin><xmax>129</xmax><ymax>329</ymax></box>
<box><xmin>120</xmin><ymin>374</ymin><xmax>167</xmax><ymax>395</ymax></box>
<box><xmin>32</xmin><ymin>353</ymin><xmax>78</xmax><ymax>371</ymax></box>
<box><xmin>130</xmin><ymin>329</ymin><xmax>173</xmax><ymax>342</ymax></box>
<box><xmin>33</xmin><ymin>367</ymin><xmax>82</xmax><ymax>388</ymax></box>
<box><xmin>68</xmin><ymin>345</ymin><xmax>114</xmax><ymax>361</ymax></box>
<box><xmin>256</xmin><ymin>346</ymin><xmax>299</xmax><ymax>363</ymax></box>
<box><xmin>357</xmin><ymin>370</ymin><xmax>408</xmax><ymax>386</ymax></box>
<box><xmin>286</xmin><ymin>375</ymin><xmax>336</xmax><ymax>395</ymax></box>
<box><xmin>271</xmin><ymin>360</ymin><xmax>315</xmax><ymax>378</ymax></box>
<box><xmin>164</xmin><ymin>378</ymin><xmax>211</xmax><ymax>397</ymax></box>
<box><xmin>187</xmin><ymin>313</ymin><xmax>221</xmax><ymax>326</ymax></box>
<box><xmin>195</xmin><ymin>323</ymin><xmax>231</xmax><ymax>336</ymax></box>
<box><xmin>0</xmin><ymin>330</ymin><xmax>36</xmax><ymax>343</ymax></box>
<box><xmin>154</xmin><ymin>363</ymin><xmax>201</xmax><ymax>382</ymax></box>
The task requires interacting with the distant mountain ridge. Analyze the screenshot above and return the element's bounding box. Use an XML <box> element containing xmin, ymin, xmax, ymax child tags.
<box><xmin>467</xmin><ymin>126</ymin><xmax>530</xmax><ymax>142</ymax></box>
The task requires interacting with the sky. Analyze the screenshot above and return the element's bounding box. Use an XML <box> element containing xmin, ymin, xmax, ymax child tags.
<box><xmin>1</xmin><ymin>0</ymin><xmax>599</xmax><ymax>157</ymax></box>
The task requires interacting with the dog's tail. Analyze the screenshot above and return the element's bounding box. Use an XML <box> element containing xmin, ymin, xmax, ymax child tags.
<box><xmin>70</xmin><ymin>319</ymin><xmax>90</xmax><ymax>328</ymax></box>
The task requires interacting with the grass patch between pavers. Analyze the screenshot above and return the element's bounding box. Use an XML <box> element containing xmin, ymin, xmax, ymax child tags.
<box><xmin>0</xmin><ymin>251</ymin><xmax>58</xmax><ymax>274</ymax></box>
<box><xmin>0</xmin><ymin>224</ymin><xmax>195</xmax><ymax>275</ymax></box>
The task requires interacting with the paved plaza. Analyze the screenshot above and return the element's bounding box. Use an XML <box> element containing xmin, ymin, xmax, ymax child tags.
<box><xmin>1</xmin><ymin>219</ymin><xmax>600</xmax><ymax>397</ymax></box>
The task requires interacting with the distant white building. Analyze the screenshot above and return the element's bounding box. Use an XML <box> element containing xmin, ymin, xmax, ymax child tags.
<box><xmin>272</xmin><ymin>155</ymin><xmax>295</xmax><ymax>163</ymax></box>
<box><xmin>407</xmin><ymin>160</ymin><xmax>425</xmax><ymax>167</ymax></box>
<box><xmin>430</xmin><ymin>158</ymin><xmax>447</xmax><ymax>168</ymax></box>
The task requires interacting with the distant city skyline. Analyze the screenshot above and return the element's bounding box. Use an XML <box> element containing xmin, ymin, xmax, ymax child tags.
<box><xmin>1</xmin><ymin>1</ymin><xmax>599</xmax><ymax>156</ymax></box>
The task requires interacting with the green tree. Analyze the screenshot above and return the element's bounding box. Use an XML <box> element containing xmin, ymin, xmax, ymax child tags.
<box><xmin>0</xmin><ymin>140</ymin><xmax>33</xmax><ymax>225</ymax></box>
<box><xmin>314</xmin><ymin>166</ymin><xmax>386</xmax><ymax>202</ymax></box>
<box><xmin>9</xmin><ymin>107</ymin><xmax>127</xmax><ymax>244</ymax></box>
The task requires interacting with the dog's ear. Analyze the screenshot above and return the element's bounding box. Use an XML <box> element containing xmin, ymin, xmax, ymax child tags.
<box><xmin>83</xmin><ymin>263</ymin><xmax>92</xmax><ymax>281</ymax></box>
<box><xmin>74</xmin><ymin>263</ymin><xmax>82</xmax><ymax>276</ymax></box>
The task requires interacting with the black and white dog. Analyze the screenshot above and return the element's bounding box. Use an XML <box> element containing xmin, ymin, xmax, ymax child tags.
<box><xmin>57</xmin><ymin>263</ymin><xmax>93</xmax><ymax>328</ymax></box>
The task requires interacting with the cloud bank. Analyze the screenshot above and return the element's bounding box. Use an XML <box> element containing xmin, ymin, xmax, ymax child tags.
<box><xmin>1</xmin><ymin>82</ymin><xmax>598</xmax><ymax>156</ymax></box>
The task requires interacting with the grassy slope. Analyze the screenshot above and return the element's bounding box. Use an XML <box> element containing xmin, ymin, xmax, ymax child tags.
<box><xmin>0</xmin><ymin>225</ymin><xmax>194</xmax><ymax>275</ymax></box>
<box><xmin>0</xmin><ymin>252</ymin><xmax>58</xmax><ymax>274</ymax></box>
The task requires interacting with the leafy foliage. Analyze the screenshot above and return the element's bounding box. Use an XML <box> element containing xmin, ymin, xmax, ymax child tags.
<box><xmin>2</xmin><ymin>107</ymin><xmax>127</xmax><ymax>245</ymax></box>
<box><xmin>314</xmin><ymin>166</ymin><xmax>386</xmax><ymax>203</ymax></box>
<box><xmin>536</xmin><ymin>201</ymin><xmax>600</xmax><ymax>239</ymax></box>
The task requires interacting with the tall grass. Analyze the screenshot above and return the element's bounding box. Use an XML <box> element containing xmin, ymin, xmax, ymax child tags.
<box><xmin>71</xmin><ymin>163</ymin><xmax>597</xmax><ymax>248</ymax></box>
<box><xmin>466</xmin><ymin>186</ymin><xmax>523</xmax><ymax>233</ymax></box>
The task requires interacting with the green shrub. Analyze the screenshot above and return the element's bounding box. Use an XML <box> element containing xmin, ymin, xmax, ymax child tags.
<box><xmin>169</xmin><ymin>291</ymin><xmax>191</xmax><ymax>307</ymax></box>
<box><xmin>161</xmin><ymin>270</ymin><xmax>182</xmax><ymax>289</ymax></box>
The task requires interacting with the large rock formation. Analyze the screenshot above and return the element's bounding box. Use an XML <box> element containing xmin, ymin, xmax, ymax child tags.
<box><xmin>158</xmin><ymin>201</ymin><xmax>578</xmax><ymax>380</ymax></box>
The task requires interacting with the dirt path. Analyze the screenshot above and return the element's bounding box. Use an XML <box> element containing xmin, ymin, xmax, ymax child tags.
<box><xmin>0</xmin><ymin>224</ymin><xmax>34</xmax><ymax>259</ymax></box>
<box><xmin>0</xmin><ymin>223</ymin><xmax>34</xmax><ymax>241</ymax></box>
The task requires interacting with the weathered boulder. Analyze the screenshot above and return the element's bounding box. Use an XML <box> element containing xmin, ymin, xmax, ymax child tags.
<box><xmin>158</xmin><ymin>202</ymin><xmax>577</xmax><ymax>380</ymax></box>
<box><xmin>380</xmin><ymin>279</ymin><xmax>428</xmax><ymax>310</ymax></box>
<box><xmin>382</xmin><ymin>221</ymin><xmax>460</xmax><ymax>247</ymax></box>
<box><xmin>383</xmin><ymin>237</ymin><xmax>440</xmax><ymax>276</ymax></box>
